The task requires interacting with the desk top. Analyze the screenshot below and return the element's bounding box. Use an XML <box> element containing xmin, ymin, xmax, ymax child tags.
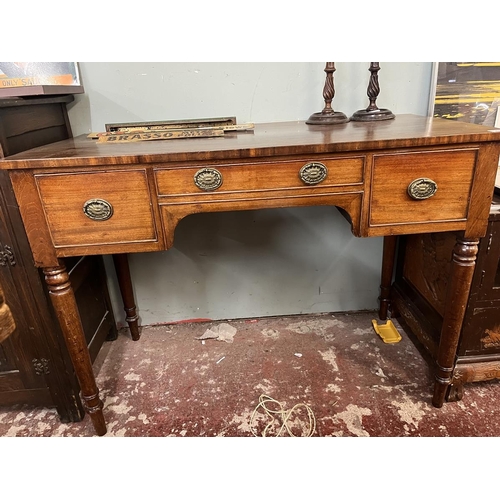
<box><xmin>2</xmin><ymin>114</ymin><xmax>500</xmax><ymax>170</ymax></box>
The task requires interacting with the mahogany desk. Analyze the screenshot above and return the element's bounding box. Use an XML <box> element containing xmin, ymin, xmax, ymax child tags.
<box><xmin>1</xmin><ymin>115</ymin><xmax>500</xmax><ymax>436</ymax></box>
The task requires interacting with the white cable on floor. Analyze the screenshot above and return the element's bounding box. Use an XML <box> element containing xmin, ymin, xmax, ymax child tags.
<box><xmin>250</xmin><ymin>394</ymin><xmax>316</xmax><ymax>437</ymax></box>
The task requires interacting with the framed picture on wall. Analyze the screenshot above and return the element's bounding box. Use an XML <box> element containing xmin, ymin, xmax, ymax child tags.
<box><xmin>0</xmin><ymin>62</ymin><xmax>84</xmax><ymax>97</ymax></box>
<box><xmin>429</xmin><ymin>62</ymin><xmax>500</xmax><ymax>192</ymax></box>
<box><xmin>428</xmin><ymin>62</ymin><xmax>500</xmax><ymax>128</ymax></box>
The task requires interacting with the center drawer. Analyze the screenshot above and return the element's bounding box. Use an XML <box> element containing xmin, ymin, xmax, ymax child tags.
<box><xmin>155</xmin><ymin>156</ymin><xmax>365</xmax><ymax>198</ymax></box>
<box><xmin>35</xmin><ymin>169</ymin><xmax>157</xmax><ymax>248</ymax></box>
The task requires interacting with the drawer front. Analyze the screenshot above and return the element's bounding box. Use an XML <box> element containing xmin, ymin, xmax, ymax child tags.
<box><xmin>155</xmin><ymin>156</ymin><xmax>365</xmax><ymax>197</ymax></box>
<box><xmin>369</xmin><ymin>149</ymin><xmax>478</xmax><ymax>226</ymax></box>
<box><xmin>36</xmin><ymin>170</ymin><xmax>157</xmax><ymax>247</ymax></box>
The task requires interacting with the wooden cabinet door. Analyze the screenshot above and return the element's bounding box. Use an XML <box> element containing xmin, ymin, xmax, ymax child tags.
<box><xmin>0</xmin><ymin>190</ymin><xmax>51</xmax><ymax>398</ymax></box>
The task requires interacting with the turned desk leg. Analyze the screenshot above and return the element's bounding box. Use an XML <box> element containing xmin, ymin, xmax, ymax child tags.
<box><xmin>379</xmin><ymin>235</ymin><xmax>397</xmax><ymax>320</ymax></box>
<box><xmin>44</xmin><ymin>262</ymin><xmax>106</xmax><ymax>436</ymax></box>
<box><xmin>432</xmin><ymin>237</ymin><xmax>478</xmax><ymax>408</ymax></box>
<box><xmin>112</xmin><ymin>254</ymin><xmax>141</xmax><ymax>341</ymax></box>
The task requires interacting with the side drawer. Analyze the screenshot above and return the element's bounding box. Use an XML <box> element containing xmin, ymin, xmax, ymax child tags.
<box><xmin>155</xmin><ymin>156</ymin><xmax>365</xmax><ymax>197</ymax></box>
<box><xmin>369</xmin><ymin>149</ymin><xmax>478</xmax><ymax>227</ymax></box>
<box><xmin>35</xmin><ymin>169</ymin><xmax>157</xmax><ymax>248</ymax></box>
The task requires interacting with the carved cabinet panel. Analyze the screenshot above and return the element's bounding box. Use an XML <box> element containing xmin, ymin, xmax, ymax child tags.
<box><xmin>0</xmin><ymin>96</ymin><xmax>117</xmax><ymax>421</ymax></box>
<box><xmin>393</xmin><ymin>193</ymin><xmax>500</xmax><ymax>396</ymax></box>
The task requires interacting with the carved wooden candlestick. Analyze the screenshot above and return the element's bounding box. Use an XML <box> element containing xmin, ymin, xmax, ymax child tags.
<box><xmin>351</xmin><ymin>62</ymin><xmax>395</xmax><ymax>122</ymax></box>
<box><xmin>306</xmin><ymin>62</ymin><xmax>349</xmax><ymax>125</ymax></box>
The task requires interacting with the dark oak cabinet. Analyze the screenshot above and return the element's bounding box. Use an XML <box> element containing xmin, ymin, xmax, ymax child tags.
<box><xmin>0</xmin><ymin>95</ymin><xmax>116</xmax><ymax>422</ymax></box>
<box><xmin>392</xmin><ymin>194</ymin><xmax>500</xmax><ymax>401</ymax></box>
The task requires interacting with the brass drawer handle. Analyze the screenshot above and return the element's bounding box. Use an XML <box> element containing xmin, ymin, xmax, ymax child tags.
<box><xmin>407</xmin><ymin>178</ymin><xmax>438</xmax><ymax>200</ymax></box>
<box><xmin>83</xmin><ymin>199</ymin><xmax>114</xmax><ymax>221</ymax></box>
<box><xmin>299</xmin><ymin>162</ymin><xmax>328</xmax><ymax>185</ymax></box>
<box><xmin>194</xmin><ymin>167</ymin><xmax>223</xmax><ymax>191</ymax></box>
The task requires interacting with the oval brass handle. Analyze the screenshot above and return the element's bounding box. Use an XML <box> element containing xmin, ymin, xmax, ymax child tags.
<box><xmin>83</xmin><ymin>199</ymin><xmax>114</xmax><ymax>221</ymax></box>
<box><xmin>194</xmin><ymin>167</ymin><xmax>223</xmax><ymax>191</ymax></box>
<box><xmin>407</xmin><ymin>178</ymin><xmax>438</xmax><ymax>200</ymax></box>
<box><xmin>299</xmin><ymin>162</ymin><xmax>328</xmax><ymax>185</ymax></box>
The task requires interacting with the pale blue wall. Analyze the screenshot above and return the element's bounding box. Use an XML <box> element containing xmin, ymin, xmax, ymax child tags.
<box><xmin>67</xmin><ymin>62</ymin><xmax>434</xmax><ymax>326</ymax></box>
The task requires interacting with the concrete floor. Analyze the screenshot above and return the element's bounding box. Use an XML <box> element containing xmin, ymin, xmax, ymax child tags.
<box><xmin>1</xmin><ymin>310</ymin><xmax>500</xmax><ymax>437</ymax></box>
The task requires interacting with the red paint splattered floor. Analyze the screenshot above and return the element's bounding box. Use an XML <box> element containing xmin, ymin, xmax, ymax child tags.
<box><xmin>1</xmin><ymin>311</ymin><xmax>500</xmax><ymax>437</ymax></box>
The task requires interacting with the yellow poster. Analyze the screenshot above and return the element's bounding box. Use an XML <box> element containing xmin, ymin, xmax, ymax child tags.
<box><xmin>431</xmin><ymin>62</ymin><xmax>500</xmax><ymax>127</ymax></box>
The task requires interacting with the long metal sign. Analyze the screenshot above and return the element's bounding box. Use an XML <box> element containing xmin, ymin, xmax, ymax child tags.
<box><xmin>90</xmin><ymin>123</ymin><xmax>254</xmax><ymax>143</ymax></box>
<box><xmin>95</xmin><ymin>128</ymin><xmax>224</xmax><ymax>143</ymax></box>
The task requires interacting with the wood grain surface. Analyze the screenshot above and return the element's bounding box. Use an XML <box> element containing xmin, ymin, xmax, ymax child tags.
<box><xmin>2</xmin><ymin>115</ymin><xmax>500</xmax><ymax>170</ymax></box>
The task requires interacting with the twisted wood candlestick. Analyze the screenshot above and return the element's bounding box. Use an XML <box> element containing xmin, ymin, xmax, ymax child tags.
<box><xmin>306</xmin><ymin>62</ymin><xmax>349</xmax><ymax>125</ymax></box>
<box><xmin>351</xmin><ymin>62</ymin><xmax>395</xmax><ymax>122</ymax></box>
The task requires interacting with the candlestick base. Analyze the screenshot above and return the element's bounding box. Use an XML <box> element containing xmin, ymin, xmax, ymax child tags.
<box><xmin>306</xmin><ymin>110</ymin><xmax>349</xmax><ymax>125</ymax></box>
<box><xmin>350</xmin><ymin>108</ymin><xmax>395</xmax><ymax>122</ymax></box>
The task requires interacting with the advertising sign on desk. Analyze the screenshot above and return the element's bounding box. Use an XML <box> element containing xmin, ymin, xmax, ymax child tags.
<box><xmin>0</xmin><ymin>62</ymin><xmax>83</xmax><ymax>97</ymax></box>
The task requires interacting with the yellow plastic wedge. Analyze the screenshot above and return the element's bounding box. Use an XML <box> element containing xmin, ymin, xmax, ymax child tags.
<box><xmin>372</xmin><ymin>319</ymin><xmax>402</xmax><ymax>344</ymax></box>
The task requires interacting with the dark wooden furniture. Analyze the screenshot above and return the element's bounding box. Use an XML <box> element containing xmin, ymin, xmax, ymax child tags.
<box><xmin>392</xmin><ymin>193</ymin><xmax>500</xmax><ymax>401</ymax></box>
<box><xmin>0</xmin><ymin>95</ymin><xmax>117</xmax><ymax>422</ymax></box>
<box><xmin>1</xmin><ymin>114</ymin><xmax>499</xmax><ymax>435</ymax></box>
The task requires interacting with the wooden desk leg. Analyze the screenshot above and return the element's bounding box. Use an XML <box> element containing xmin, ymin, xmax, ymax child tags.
<box><xmin>112</xmin><ymin>254</ymin><xmax>141</xmax><ymax>341</ymax></box>
<box><xmin>379</xmin><ymin>235</ymin><xmax>397</xmax><ymax>320</ymax></box>
<box><xmin>44</xmin><ymin>262</ymin><xmax>106</xmax><ymax>436</ymax></box>
<box><xmin>432</xmin><ymin>237</ymin><xmax>478</xmax><ymax>408</ymax></box>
